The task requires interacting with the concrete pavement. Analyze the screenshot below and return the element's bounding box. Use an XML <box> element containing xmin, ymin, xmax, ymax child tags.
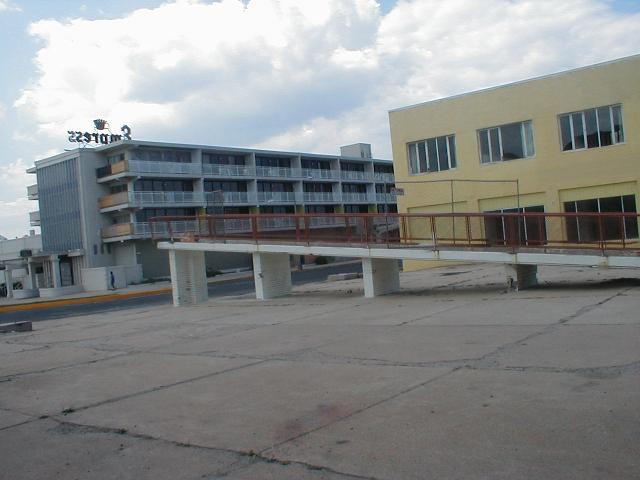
<box><xmin>0</xmin><ymin>263</ymin><xmax>638</xmax><ymax>479</ymax></box>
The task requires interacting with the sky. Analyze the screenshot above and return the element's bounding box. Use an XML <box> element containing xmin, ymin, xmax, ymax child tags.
<box><xmin>0</xmin><ymin>0</ymin><xmax>639</xmax><ymax>238</ymax></box>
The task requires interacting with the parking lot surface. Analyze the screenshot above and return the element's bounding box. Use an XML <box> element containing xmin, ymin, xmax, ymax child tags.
<box><xmin>1</xmin><ymin>263</ymin><xmax>638</xmax><ymax>479</ymax></box>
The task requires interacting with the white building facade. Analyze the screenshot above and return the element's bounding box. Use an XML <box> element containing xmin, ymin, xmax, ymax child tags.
<box><xmin>26</xmin><ymin>140</ymin><xmax>395</xmax><ymax>293</ymax></box>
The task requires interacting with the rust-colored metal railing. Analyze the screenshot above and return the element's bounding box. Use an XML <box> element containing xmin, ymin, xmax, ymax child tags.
<box><xmin>149</xmin><ymin>212</ymin><xmax>640</xmax><ymax>255</ymax></box>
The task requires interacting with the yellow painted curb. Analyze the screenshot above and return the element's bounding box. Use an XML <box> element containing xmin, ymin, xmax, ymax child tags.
<box><xmin>0</xmin><ymin>288</ymin><xmax>171</xmax><ymax>314</ymax></box>
<box><xmin>0</xmin><ymin>273</ymin><xmax>255</xmax><ymax>314</ymax></box>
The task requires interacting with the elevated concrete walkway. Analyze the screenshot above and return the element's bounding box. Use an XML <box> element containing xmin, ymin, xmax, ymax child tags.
<box><xmin>158</xmin><ymin>240</ymin><xmax>640</xmax><ymax>306</ymax></box>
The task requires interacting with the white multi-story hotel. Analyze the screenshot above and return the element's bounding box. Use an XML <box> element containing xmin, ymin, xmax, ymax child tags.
<box><xmin>25</xmin><ymin>140</ymin><xmax>395</xmax><ymax>295</ymax></box>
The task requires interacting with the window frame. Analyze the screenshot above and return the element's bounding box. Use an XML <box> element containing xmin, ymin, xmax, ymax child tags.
<box><xmin>407</xmin><ymin>134</ymin><xmax>457</xmax><ymax>175</ymax></box>
<box><xmin>478</xmin><ymin>120</ymin><xmax>535</xmax><ymax>165</ymax></box>
<box><xmin>484</xmin><ymin>205</ymin><xmax>547</xmax><ymax>246</ymax></box>
<box><xmin>558</xmin><ymin>104</ymin><xmax>625</xmax><ymax>153</ymax></box>
<box><xmin>564</xmin><ymin>194</ymin><xmax>637</xmax><ymax>241</ymax></box>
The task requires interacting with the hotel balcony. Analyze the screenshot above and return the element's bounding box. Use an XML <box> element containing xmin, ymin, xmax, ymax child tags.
<box><xmin>98</xmin><ymin>191</ymin><xmax>205</xmax><ymax>211</ymax></box>
<box><xmin>101</xmin><ymin>222</ymin><xmax>135</xmax><ymax>239</ymax></box>
<box><xmin>130</xmin><ymin>191</ymin><xmax>204</xmax><ymax>207</ymax></box>
<box><xmin>29</xmin><ymin>211</ymin><xmax>40</xmax><ymax>226</ymax></box>
<box><xmin>96</xmin><ymin>159</ymin><xmax>202</xmax><ymax>181</ymax></box>
<box><xmin>102</xmin><ymin>221</ymin><xmax>198</xmax><ymax>241</ymax></box>
<box><xmin>257</xmin><ymin>191</ymin><xmax>297</xmax><ymax>203</ymax></box>
<box><xmin>128</xmin><ymin>159</ymin><xmax>201</xmax><ymax>176</ymax></box>
<box><xmin>96</xmin><ymin>159</ymin><xmax>130</xmax><ymax>179</ymax></box>
<box><xmin>255</xmin><ymin>166</ymin><xmax>302</xmax><ymax>179</ymax></box>
<box><xmin>301</xmin><ymin>168</ymin><xmax>340</xmax><ymax>181</ymax></box>
<box><xmin>302</xmin><ymin>192</ymin><xmax>340</xmax><ymax>203</ymax></box>
<box><xmin>205</xmin><ymin>191</ymin><xmax>253</xmax><ymax>205</ymax></box>
<box><xmin>373</xmin><ymin>172</ymin><xmax>395</xmax><ymax>183</ymax></box>
<box><xmin>202</xmin><ymin>164</ymin><xmax>255</xmax><ymax>177</ymax></box>
<box><xmin>27</xmin><ymin>184</ymin><xmax>39</xmax><ymax>200</ymax></box>
<box><xmin>98</xmin><ymin>191</ymin><xmax>130</xmax><ymax>210</ymax></box>
<box><xmin>375</xmin><ymin>193</ymin><xmax>397</xmax><ymax>203</ymax></box>
<box><xmin>341</xmin><ymin>192</ymin><xmax>371</xmax><ymax>203</ymax></box>
<box><xmin>340</xmin><ymin>170</ymin><xmax>373</xmax><ymax>182</ymax></box>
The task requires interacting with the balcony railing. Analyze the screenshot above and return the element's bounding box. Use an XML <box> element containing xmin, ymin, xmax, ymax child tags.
<box><xmin>373</xmin><ymin>172</ymin><xmax>395</xmax><ymax>183</ymax></box>
<box><xmin>301</xmin><ymin>168</ymin><xmax>340</xmax><ymax>180</ymax></box>
<box><xmin>205</xmin><ymin>191</ymin><xmax>252</xmax><ymax>204</ymax></box>
<box><xmin>27</xmin><ymin>184</ymin><xmax>38</xmax><ymax>200</ymax></box>
<box><xmin>130</xmin><ymin>191</ymin><xmax>204</xmax><ymax>206</ymax></box>
<box><xmin>99</xmin><ymin>188</ymin><xmax>398</xmax><ymax>211</ymax></box>
<box><xmin>98</xmin><ymin>191</ymin><xmax>130</xmax><ymax>209</ymax></box>
<box><xmin>29</xmin><ymin>211</ymin><xmax>40</xmax><ymax>226</ymax></box>
<box><xmin>342</xmin><ymin>192</ymin><xmax>371</xmax><ymax>203</ymax></box>
<box><xmin>257</xmin><ymin>191</ymin><xmax>297</xmax><ymax>203</ymax></box>
<box><xmin>340</xmin><ymin>170</ymin><xmax>372</xmax><ymax>181</ymax></box>
<box><xmin>129</xmin><ymin>159</ymin><xmax>201</xmax><ymax>175</ymax></box>
<box><xmin>103</xmin><ymin>221</ymin><xmax>202</xmax><ymax>239</ymax></box>
<box><xmin>101</xmin><ymin>223</ymin><xmax>134</xmax><ymax>238</ymax></box>
<box><xmin>202</xmin><ymin>164</ymin><xmax>255</xmax><ymax>177</ymax></box>
<box><xmin>96</xmin><ymin>159</ymin><xmax>131</xmax><ymax>178</ymax></box>
<box><xmin>303</xmin><ymin>192</ymin><xmax>339</xmax><ymax>203</ymax></box>
<box><xmin>375</xmin><ymin>193</ymin><xmax>396</xmax><ymax>203</ymax></box>
<box><xmin>255</xmin><ymin>166</ymin><xmax>301</xmax><ymax>178</ymax></box>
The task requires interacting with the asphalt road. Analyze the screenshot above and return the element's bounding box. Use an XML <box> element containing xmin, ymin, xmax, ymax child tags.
<box><xmin>0</xmin><ymin>262</ymin><xmax>363</xmax><ymax>324</ymax></box>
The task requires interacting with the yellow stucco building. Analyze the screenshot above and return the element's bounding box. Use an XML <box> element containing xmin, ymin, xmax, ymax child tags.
<box><xmin>389</xmin><ymin>54</ymin><xmax>640</xmax><ymax>270</ymax></box>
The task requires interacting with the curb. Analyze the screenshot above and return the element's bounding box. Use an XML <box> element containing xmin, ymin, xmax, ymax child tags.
<box><xmin>0</xmin><ymin>288</ymin><xmax>172</xmax><ymax>313</ymax></box>
<box><xmin>0</xmin><ymin>274</ymin><xmax>255</xmax><ymax>314</ymax></box>
<box><xmin>0</xmin><ymin>261</ymin><xmax>359</xmax><ymax>314</ymax></box>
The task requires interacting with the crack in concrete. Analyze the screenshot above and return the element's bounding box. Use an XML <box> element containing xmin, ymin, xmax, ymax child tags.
<box><xmin>0</xmin><ymin>405</ymin><xmax>42</xmax><ymax>432</ymax></box>
<box><xmin>469</xmin><ymin>360</ymin><xmax>640</xmax><ymax>378</ymax></box>
<box><xmin>0</xmin><ymin>417</ymin><xmax>40</xmax><ymax>432</ymax></box>
<box><xmin>470</xmin><ymin>289</ymin><xmax>628</xmax><ymax>370</ymax></box>
<box><xmin>46</xmin><ymin>418</ymin><xmax>378</xmax><ymax>480</ymax></box>
<box><xmin>251</xmin><ymin>290</ymin><xmax>635</xmax><ymax>458</ymax></box>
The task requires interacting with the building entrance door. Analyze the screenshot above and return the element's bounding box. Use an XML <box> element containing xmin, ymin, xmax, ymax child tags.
<box><xmin>59</xmin><ymin>257</ymin><xmax>74</xmax><ymax>286</ymax></box>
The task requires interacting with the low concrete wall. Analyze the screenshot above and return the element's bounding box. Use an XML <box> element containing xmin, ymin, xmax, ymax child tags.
<box><xmin>124</xmin><ymin>264</ymin><xmax>143</xmax><ymax>284</ymax></box>
<box><xmin>82</xmin><ymin>267</ymin><xmax>109</xmax><ymax>291</ymax></box>
<box><xmin>82</xmin><ymin>265</ymin><xmax>133</xmax><ymax>291</ymax></box>
<box><xmin>13</xmin><ymin>289</ymin><xmax>40</xmax><ymax>299</ymax></box>
<box><xmin>39</xmin><ymin>285</ymin><xmax>83</xmax><ymax>298</ymax></box>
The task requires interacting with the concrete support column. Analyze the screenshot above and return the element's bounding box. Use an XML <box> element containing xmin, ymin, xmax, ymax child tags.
<box><xmin>4</xmin><ymin>267</ymin><xmax>13</xmax><ymax>298</ymax></box>
<box><xmin>505</xmin><ymin>264</ymin><xmax>538</xmax><ymax>291</ymax></box>
<box><xmin>252</xmin><ymin>252</ymin><xmax>292</xmax><ymax>300</ymax></box>
<box><xmin>50</xmin><ymin>255</ymin><xmax>62</xmax><ymax>288</ymax></box>
<box><xmin>362</xmin><ymin>258</ymin><xmax>400</xmax><ymax>298</ymax></box>
<box><xmin>26</xmin><ymin>261</ymin><xmax>37</xmax><ymax>290</ymax></box>
<box><xmin>168</xmin><ymin>250</ymin><xmax>208</xmax><ymax>306</ymax></box>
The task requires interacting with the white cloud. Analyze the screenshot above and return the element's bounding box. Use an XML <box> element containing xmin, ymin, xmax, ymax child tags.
<box><xmin>0</xmin><ymin>101</ymin><xmax>5</xmax><ymax>120</ymax></box>
<box><xmin>0</xmin><ymin>0</ymin><xmax>21</xmax><ymax>12</ymax></box>
<box><xmin>0</xmin><ymin>158</ymin><xmax>31</xmax><ymax>199</ymax></box>
<box><xmin>6</xmin><ymin>0</ymin><xmax>640</xmax><ymax>235</ymax></box>
<box><xmin>0</xmin><ymin>159</ymin><xmax>37</xmax><ymax>238</ymax></box>
<box><xmin>15</xmin><ymin>0</ymin><xmax>381</xmax><ymax>148</ymax></box>
<box><xmin>15</xmin><ymin>0</ymin><xmax>640</xmax><ymax>159</ymax></box>
<box><xmin>260</xmin><ymin>0</ymin><xmax>640</xmax><ymax>154</ymax></box>
<box><xmin>0</xmin><ymin>197</ymin><xmax>36</xmax><ymax>239</ymax></box>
